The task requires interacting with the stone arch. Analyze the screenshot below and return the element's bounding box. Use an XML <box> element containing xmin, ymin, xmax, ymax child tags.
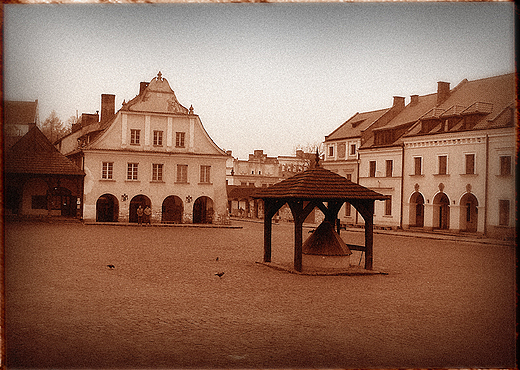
<box><xmin>193</xmin><ymin>196</ymin><xmax>213</xmax><ymax>224</ymax></box>
<box><xmin>433</xmin><ymin>192</ymin><xmax>450</xmax><ymax>230</ymax></box>
<box><xmin>96</xmin><ymin>194</ymin><xmax>119</xmax><ymax>222</ymax></box>
<box><xmin>162</xmin><ymin>195</ymin><xmax>183</xmax><ymax>224</ymax></box>
<box><xmin>409</xmin><ymin>192</ymin><xmax>425</xmax><ymax>227</ymax></box>
<box><xmin>129</xmin><ymin>194</ymin><xmax>151</xmax><ymax>223</ymax></box>
<box><xmin>460</xmin><ymin>192</ymin><xmax>479</xmax><ymax>232</ymax></box>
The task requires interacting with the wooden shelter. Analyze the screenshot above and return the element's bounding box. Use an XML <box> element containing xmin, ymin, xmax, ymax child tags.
<box><xmin>253</xmin><ymin>155</ymin><xmax>387</xmax><ymax>271</ymax></box>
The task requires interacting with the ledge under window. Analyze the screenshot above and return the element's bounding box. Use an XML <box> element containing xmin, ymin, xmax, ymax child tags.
<box><xmin>125</xmin><ymin>180</ymin><xmax>141</xmax><ymax>183</ymax></box>
<box><xmin>433</xmin><ymin>174</ymin><xmax>450</xmax><ymax>177</ymax></box>
<box><xmin>99</xmin><ymin>179</ymin><xmax>116</xmax><ymax>182</ymax></box>
<box><xmin>409</xmin><ymin>174</ymin><xmax>424</xmax><ymax>177</ymax></box>
<box><xmin>460</xmin><ymin>173</ymin><xmax>478</xmax><ymax>177</ymax></box>
<box><xmin>150</xmin><ymin>180</ymin><xmax>165</xmax><ymax>184</ymax></box>
<box><xmin>198</xmin><ymin>182</ymin><xmax>213</xmax><ymax>185</ymax></box>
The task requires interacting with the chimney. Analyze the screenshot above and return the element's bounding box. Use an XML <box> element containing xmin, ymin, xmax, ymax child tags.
<box><xmin>410</xmin><ymin>95</ymin><xmax>419</xmax><ymax>106</ymax></box>
<box><xmin>437</xmin><ymin>81</ymin><xmax>450</xmax><ymax>106</ymax></box>
<box><xmin>100</xmin><ymin>94</ymin><xmax>115</xmax><ymax>123</ymax></box>
<box><xmin>392</xmin><ymin>96</ymin><xmax>405</xmax><ymax>111</ymax></box>
<box><xmin>139</xmin><ymin>82</ymin><xmax>149</xmax><ymax>95</ymax></box>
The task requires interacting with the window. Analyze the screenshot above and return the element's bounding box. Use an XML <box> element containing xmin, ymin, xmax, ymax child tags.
<box><xmin>152</xmin><ymin>164</ymin><xmax>163</xmax><ymax>181</ymax></box>
<box><xmin>153</xmin><ymin>131</ymin><xmax>163</xmax><ymax>146</ymax></box>
<box><xmin>385</xmin><ymin>196</ymin><xmax>392</xmax><ymax>216</ymax></box>
<box><xmin>177</xmin><ymin>165</ymin><xmax>188</xmax><ymax>183</ymax></box>
<box><xmin>499</xmin><ymin>199</ymin><xmax>510</xmax><ymax>226</ymax></box>
<box><xmin>350</xmin><ymin>144</ymin><xmax>356</xmax><ymax>156</ymax></box>
<box><xmin>328</xmin><ymin>146</ymin><xmax>334</xmax><ymax>157</ymax></box>
<box><xmin>337</xmin><ymin>143</ymin><xmax>346</xmax><ymax>159</ymax></box>
<box><xmin>369</xmin><ymin>161</ymin><xmax>376</xmax><ymax>177</ymax></box>
<box><xmin>438</xmin><ymin>155</ymin><xmax>447</xmax><ymax>175</ymax></box>
<box><xmin>414</xmin><ymin>157</ymin><xmax>422</xmax><ymax>175</ymax></box>
<box><xmin>130</xmin><ymin>129</ymin><xmax>140</xmax><ymax>145</ymax></box>
<box><xmin>344</xmin><ymin>202</ymin><xmax>351</xmax><ymax>217</ymax></box>
<box><xmin>200</xmin><ymin>165</ymin><xmax>211</xmax><ymax>183</ymax></box>
<box><xmin>386</xmin><ymin>160</ymin><xmax>393</xmax><ymax>177</ymax></box>
<box><xmin>346</xmin><ymin>174</ymin><xmax>352</xmax><ymax>182</ymax></box>
<box><xmin>500</xmin><ymin>156</ymin><xmax>511</xmax><ymax>176</ymax></box>
<box><xmin>102</xmin><ymin>162</ymin><xmax>113</xmax><ymax>179</ymax></box>
<box><xmin>127</xmin><ymin>163</ymin><xmax>138</xmax><ymax>180</ymax></box>
<box><xmin>465</xmin><ymin>154</ymin><xmax>475</xmax><ymax>174</ymax></box>
<box><xmin>176</xmin><ymin>132</ymin><xmax>185</xmax><ymax>148</ymax></box>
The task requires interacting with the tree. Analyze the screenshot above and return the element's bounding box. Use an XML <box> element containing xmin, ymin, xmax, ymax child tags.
<box><xmin>293</xmin><ymin>141</ymin><xmax>324</xmax><ymax>155</ymax></box>
<box><xmin>39</xmin><ymin>111</ymin><xmax>71</xmax><ymax>142</ymax></box>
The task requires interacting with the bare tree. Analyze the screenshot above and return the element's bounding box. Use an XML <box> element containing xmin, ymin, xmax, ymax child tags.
<box><xmin>39</xmin><ymin>111</ymin><xmax>71</xmax><ymax>143</ymax></box>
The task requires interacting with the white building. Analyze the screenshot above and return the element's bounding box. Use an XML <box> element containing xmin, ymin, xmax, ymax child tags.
<box><xmin>57</xmin><ymin>72</ymin><xmax>229</xmax><ymax>224</ymax></box>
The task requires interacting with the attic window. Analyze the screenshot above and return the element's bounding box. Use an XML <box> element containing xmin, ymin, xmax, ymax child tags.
<box><xmin>351</xmin><ymin>120</ymin><xmax>364</xmax><ymax>128</ymax></box>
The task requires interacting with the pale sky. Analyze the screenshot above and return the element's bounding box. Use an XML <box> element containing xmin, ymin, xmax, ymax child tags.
<box><xmin>3</xmin><ymin>3</ymin><xmax>515</xmax><ymax>159</ymax></box>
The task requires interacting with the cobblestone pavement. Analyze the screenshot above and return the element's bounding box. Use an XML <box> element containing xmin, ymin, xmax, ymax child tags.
<box><xmin>3</xmin><ymin>220</ymin><xmax>516</xmax><ymax>368</ymax></box>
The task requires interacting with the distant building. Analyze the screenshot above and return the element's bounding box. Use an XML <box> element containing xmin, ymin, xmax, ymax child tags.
<box><xmin>3</xmin><ymin>100</ymin><xmax>39</xmax><ymax>149</ymax></box>
<box><xmin>226</xmin><ymin>149</ymin><xmax>317</xmax><ymax>222</ymax></box>
<box><xmin>56</xmin><ymin>72</ymin><xmax>229</xmax><ymax>224</ymax></box>
<box><xmin>323</xmin><ymin>73</ymin><xmax>516</xmax><ymax>239</ymax></box>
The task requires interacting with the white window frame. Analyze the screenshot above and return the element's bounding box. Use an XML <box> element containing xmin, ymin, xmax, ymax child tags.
<box><xmin>130</xmin><ymin>129</ymin><xmax>140</xmax><ymax>145</ymax></box>
<box><xmin>127</xmin><ymin>163</ymin><xmax>138</xmax><ymax>180</ymax></box>
<box><xmin>437</xmin><ymin>154</ymin><xmax>448</xmax><ymax>175</ymax></box>
<box><xmin>200</xmin><ymin>165</ymin><xmax>211</xmax><ymax>184</ymax></box>
<box><xmin>464</xmin><ymin>153</ymin><xmax>476</xmax><ymax>175</ymax></box>
<box><xmin>153</xmin><ymin>130</ymin><xmax>163</xmax><ymax>146</ymax></box>
<box><xmin>152</xmin><ymin>163</ymin><xmax>163</xmax><ymax>181</ymax></box>
<box><xmin>413</xmin><ymin>156</ymin><xmax>422</xmax><ymax>176</ymax></box>
<box><xmin>176</xmin><ymin>132</ymin><xmax>186</xmax><ymax>148</ymax></box>
<box><xmin>102</xmin><ymin>162</ymin><xmax>113</xmax><ymax>180</ymax></box>
<box><xmin>176</xmin><ymin>164</ymin><xmax>188</xmax><ymax>183</ymax></box>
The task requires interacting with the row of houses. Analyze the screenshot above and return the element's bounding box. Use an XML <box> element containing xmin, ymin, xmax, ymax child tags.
<box><xmin>322</xmin><ymin>73</ymin><xmax>516</xmax><ymax>239</ymax></box>
<box><xmin>3</xmin><ymin>72</ymin><xmax>516</xmax><ymax>239</ymax></box>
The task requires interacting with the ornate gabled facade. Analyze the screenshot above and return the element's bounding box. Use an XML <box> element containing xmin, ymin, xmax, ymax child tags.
<box><xmin>323</xmin><ymin>73</ymin><xmax>516</xmax><ymax>239</ymax></box>
<box><xmin>56</xmin><ymin>72</ymin><xmax>229</xmax><ymax>224</ymax></box>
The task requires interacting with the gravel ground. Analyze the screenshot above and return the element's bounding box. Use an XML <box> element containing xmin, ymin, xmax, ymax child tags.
<box><xmin>3</xmin><ymin>220</ymin><xmax>516</xmax><ymax>368</ymax></box>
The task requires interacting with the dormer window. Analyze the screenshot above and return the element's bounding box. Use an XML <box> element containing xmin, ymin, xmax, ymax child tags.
<box><xmin>130</xmin><ymin>129</ymin><xmax>140</xmax><ymax>145</ymax></box>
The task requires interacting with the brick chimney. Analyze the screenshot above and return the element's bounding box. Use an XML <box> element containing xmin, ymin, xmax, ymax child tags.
<box><xmin>410</xmin><ymin>94</ymin><xmax>419</xmax><ymax>106</ymax></box>
<box><xmin>437</xmin><ymin>81</ymin><xmax>450</xmax><ymax>106</ymax></box>
<box><xmin>393</xmin><ymin>96</ymin><xmax>405</xmax><ymax>111</ymax></box>
<box><xmin>140</xmin><ymin>82</ymin><xmax>149</xmax><ymax>95</ymax></box>
<box><xmin>100</xmin><ymin>94</ymin><xmax>115</xmax><ymax>123</ymax></box>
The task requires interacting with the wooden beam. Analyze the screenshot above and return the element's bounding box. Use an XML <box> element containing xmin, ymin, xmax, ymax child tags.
<box><xmin>262</xmin><ymin>199</ymin><xmax>285</xmax><ymax>263</ymax></box>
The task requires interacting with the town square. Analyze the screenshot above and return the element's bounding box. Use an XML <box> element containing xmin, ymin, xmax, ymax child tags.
<box><xmin>2</xmin><ymin>3</ymin><xmax>516</xmax><ymax>369</ymax></box>
<box><xmin>4</xmin><ymin>219</ymin><xmax>516</xmax><ymax>368</ymax></box>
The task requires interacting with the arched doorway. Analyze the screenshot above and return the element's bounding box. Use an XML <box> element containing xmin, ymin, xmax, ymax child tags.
<box><xmin>162</xmin><ymin>196</ymin><xmax>183</xmax><ymax>223</ymax></box>
<box><xmin>409</xmin><ymin>192</ymin><xmax>425</xmax><ymax>227</ymax></box>
<box><xmin>433</xmin><ymin>192</ymin><xmax>450</xmax><ymax>230</ymax></box>
<box><xmin>49</xmin><ymin>186</ymin><xmax>76</xmax><ymax>217</ymax></box>
<box><xmin>193</xmin><ymin>196</ymin><xmax>213</xmax><ymax>224</ymax></box>
<box><xmin>460</xmin><ymin>193</ymin><xmax>478</xmax><ymax>232</ymax></box>
<box><xmin>96</xmin><ymin>194</ymin><xmax>119</xmax><ymax>222</ymax></box>
<box><xmin>129</xmin><ymin>195</ymin><xmax>151</xmax><ymax>223</ymax></box>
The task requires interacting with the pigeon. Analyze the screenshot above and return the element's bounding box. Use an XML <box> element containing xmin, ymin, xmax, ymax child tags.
<box><xmin>216</xmin><ymin>257</ymin><xmax>219</xmax><ymax>261</ymax></box>
<box><xmin>107</xmin><ymin>265</ymin><xmax>115</xmax><ymax>269</ymax></box>
<box><xmin>215</xmin><ymin>272</ymin><xmax>225</xmax><ymax>278</ymax></box>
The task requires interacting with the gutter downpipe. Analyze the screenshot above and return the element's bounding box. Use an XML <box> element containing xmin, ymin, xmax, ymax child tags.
<box><xmin>400</xmin><ymin>143</ymin><xmax>405</xmax><ymax>229</ymax></box>
<box><xmin>355</xmin><ymin>151</ymin><xmax>360</xmax><ymax>226</ymax></box>
<box><xmin>484</xmin><ymin>134</ymin><xmax>489</xmax><ymax>236</ymax></box>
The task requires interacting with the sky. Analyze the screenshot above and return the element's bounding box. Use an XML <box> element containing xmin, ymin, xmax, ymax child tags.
<box><xmin>3</xmin><ymin>3</ymin><xmax>515</xmax><ymax>159</ymax></box>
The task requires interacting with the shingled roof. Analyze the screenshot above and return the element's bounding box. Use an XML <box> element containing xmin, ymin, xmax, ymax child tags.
<box><xmin>253</xmin><ymin>164</ymin><xmax>386</xmax><ymax>201</ymax></box>
<box><xmin>5</xmin><ymin>126</ymin><xmax>85</xmax><ymax>176</ymax></box>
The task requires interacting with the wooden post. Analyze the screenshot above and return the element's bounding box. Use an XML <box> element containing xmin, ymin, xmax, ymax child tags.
<box><xmin>364</xmin><ymin>202</ymin><xmax>374</xmax><ymax>270</ymax></box>
<box><xmin>288</xmin><ymin>200</ymin><xmax>304</xmax><ymax>272</ymax></box>
<box><xmin>264</xmin><ymin>215</ymin><xmax>272</xmax><ymax>263</ymax></box>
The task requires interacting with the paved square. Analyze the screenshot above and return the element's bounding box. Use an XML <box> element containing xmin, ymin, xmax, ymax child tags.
<box><xmin>4</xmin><ymin>221</ymin><xmax>516</xmax><ymax>368</ymax></box>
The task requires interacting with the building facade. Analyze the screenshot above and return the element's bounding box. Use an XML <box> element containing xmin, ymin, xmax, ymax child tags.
<box><xmin>56</xmin><ymin>72</ymin><xmax>229</xmax><ymax>224</ymax></box>
<box><xmin>323</xmin><ymin>73</ymin><xmax>516</xmax><ymax>238</ymax></box>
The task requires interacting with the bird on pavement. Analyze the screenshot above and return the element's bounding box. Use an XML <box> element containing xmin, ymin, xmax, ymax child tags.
<box><xmin>215</xmin><ymin>272</ymin><xmax>225</xmax><ymax>278</ymax></box>
<box><xmin>107</xmin><ymin>264</ymin><xmax>115</xmax><ymax>269</ymax></box>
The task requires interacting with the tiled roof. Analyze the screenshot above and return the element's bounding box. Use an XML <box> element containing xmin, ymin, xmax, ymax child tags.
<box><xmin>325</xmin><ymin>108</ymin><xmax>390</xmax><ymax>141</ymax></box>
<box><xmin>3</xmin><ymin>100</ymin><xmax>38</xmax><ymax>125</ymax></box>
<box><xmin>5</xmin><ymin>127</ymin><xmax>85</xmax><ymax>176</ymax></box>
<box><xmin>253</xmin><ymin>165</ymin><xmax>386</xmax><ymax>200</ymax></box>
<box><xmin>227</xmin><ymin>185</ymin><xmax>259</xmax><ymax>199</ymax></box>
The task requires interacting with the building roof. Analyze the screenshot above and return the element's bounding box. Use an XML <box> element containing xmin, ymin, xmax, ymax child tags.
<box><xmin>405</xmin><ymin>73</ymin><xmax>515</xmax><ymax>137</ymax></box>
<box><xmin>325</xmin><ymin>107</ymin><xmax>391</xmax><ymax>141</ymax></box>
<box><xmin>227</xmin><ymin>185</ymin><xmax>259</xmax><ymax>199</ymax></box>
<box><xmin>5</xmin><ymin>126</ymin><xmax>85</xmax><ymax>176</ymax></box>
<box><xmin>253</xmin><ymin>164</ymin><xmax>386</xmax><ymax>201</ymax></box>
<box><xmin>3</xmin><ymin>100</ymin><xmax>38</xmax><ymax>126</ymax></box>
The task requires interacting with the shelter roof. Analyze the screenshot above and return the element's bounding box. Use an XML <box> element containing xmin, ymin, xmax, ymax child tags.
<box><xmin>5</xmin><ymin>126</ymin><xmax>85</xmax><ymax>176</ymax></box>
<box><xmin>253</xmin><ymin>165</ymin><xmax>386</xmax><ymax>201</ymax></box>
<box><xmin>325</xmin><ymin>107</ymin><xmax>390</xmax><ymax>141</ymax></box>
<box><xmin>227</xmin><ymin>185</ymin><xmax>258</xmax><ymax>199</ymax></box>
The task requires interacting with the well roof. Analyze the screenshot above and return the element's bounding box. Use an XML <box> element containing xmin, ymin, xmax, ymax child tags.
<box><xmin>253</xmin><ymin>165</ymin><xmax>386</xmax><ymax>201</ymax></box>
